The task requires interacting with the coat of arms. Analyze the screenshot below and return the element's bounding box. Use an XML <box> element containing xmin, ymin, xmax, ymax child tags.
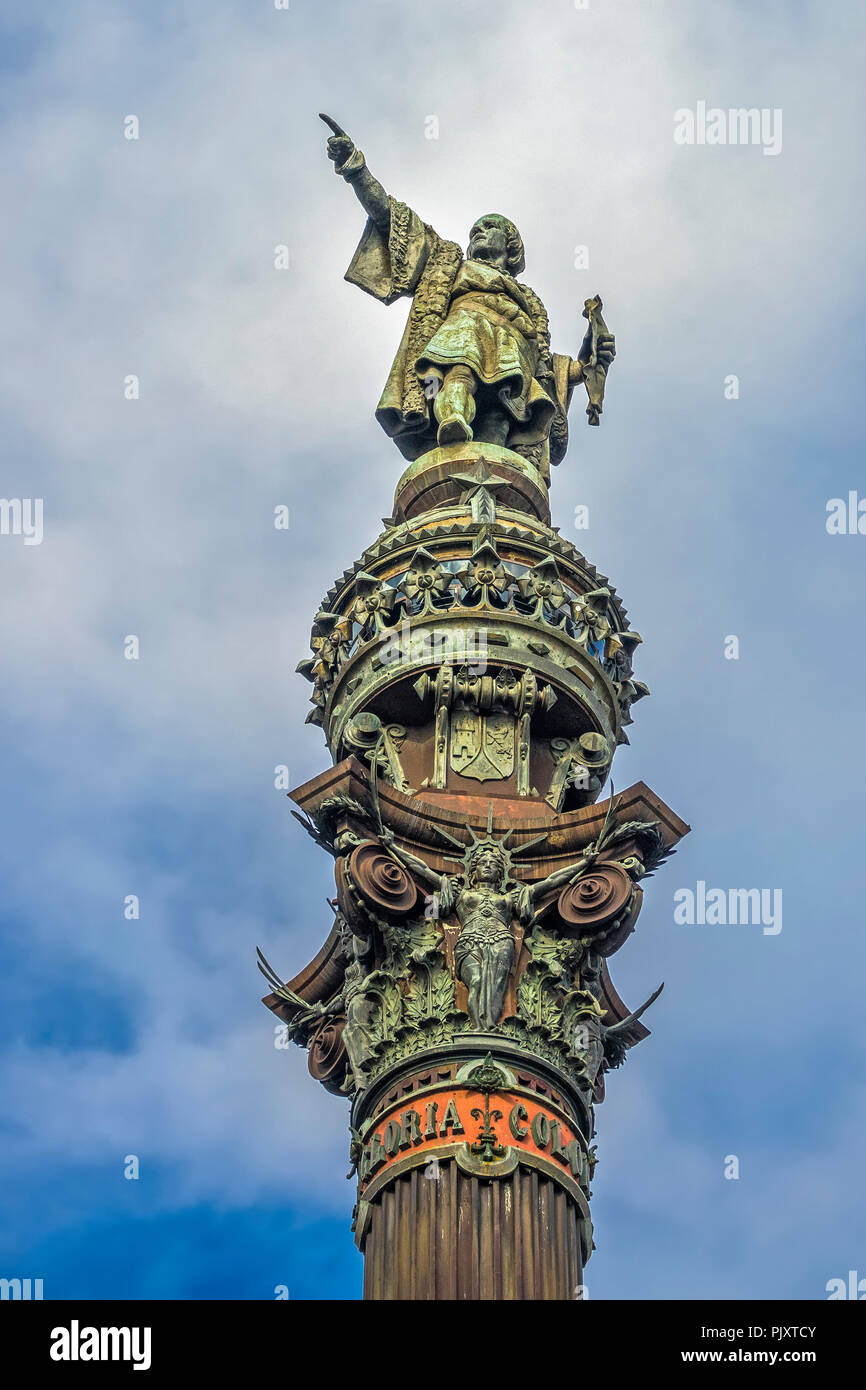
<box><xmin>450</xmin><ymin>709</ymin><xmax>514</xmax><ymax>781</ymax></box>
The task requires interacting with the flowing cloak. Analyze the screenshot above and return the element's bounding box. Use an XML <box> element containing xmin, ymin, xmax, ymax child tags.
<box><xmin>345</xmin><ymin>197</ymin><xmax>575</xmax><ymax>475</ymax></box>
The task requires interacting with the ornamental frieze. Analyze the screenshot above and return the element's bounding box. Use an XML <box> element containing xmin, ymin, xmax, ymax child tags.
<box><xmin>355</xmin><ymin>1072</ymin><xmax>590</xmax><ymax>1193</ymax></box>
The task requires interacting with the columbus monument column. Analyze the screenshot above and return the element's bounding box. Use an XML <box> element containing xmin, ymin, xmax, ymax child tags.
<box><xmin>258</xmin><ymin>115</ymin><xmax>689</xmax><ymax>1300</ymax></box>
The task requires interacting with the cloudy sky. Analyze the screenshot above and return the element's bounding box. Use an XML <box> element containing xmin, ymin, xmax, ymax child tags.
<box><xmin>1</xmin><ymin>0</ymin><xmax>864</xmax><ymax>1299</ymax></box>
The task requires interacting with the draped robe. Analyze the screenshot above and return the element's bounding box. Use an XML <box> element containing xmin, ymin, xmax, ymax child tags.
<box><xmin>345</xmin><ymin>198</ymin><xmax>575</xmax><ymax>476</ymax></box>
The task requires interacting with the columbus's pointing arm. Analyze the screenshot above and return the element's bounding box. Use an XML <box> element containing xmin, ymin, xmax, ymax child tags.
<box><xmin>319</xmin><ymin>113</ymin><xmax>390</xmax><ymax>230</ymax></box>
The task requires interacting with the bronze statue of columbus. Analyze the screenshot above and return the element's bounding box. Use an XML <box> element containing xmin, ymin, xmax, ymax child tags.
<box><xmin>320</xmin><ymin>114</ymin><xmax>616</xmax><ymax>480</ymax></box>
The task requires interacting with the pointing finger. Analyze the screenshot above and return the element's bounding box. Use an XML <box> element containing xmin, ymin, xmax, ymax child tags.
<box><xmin>319</xmin><ymin>112</ymin><xmax>348</xmax><ymax>138</ymax></box>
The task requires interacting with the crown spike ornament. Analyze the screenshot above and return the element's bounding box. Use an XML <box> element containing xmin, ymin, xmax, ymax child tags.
<box><xmin>258</xmin><ymin>116</ymin><xmax>690</xmax><ymax>1300</ymax></box>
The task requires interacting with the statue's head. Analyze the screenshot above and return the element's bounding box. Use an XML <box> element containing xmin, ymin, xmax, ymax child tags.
<box><xmin>467</xmin><ymin>214</ymin><xmax>525</xmax><ymax>276</ymax></box>
<box><xmin>467</xmin><ymin>842</ymin><xmax>507</xmax><ymax>888</ymax></box>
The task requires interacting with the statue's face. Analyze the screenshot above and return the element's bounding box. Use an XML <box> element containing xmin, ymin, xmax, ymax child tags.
<box><xmin>471</xmin><ymin>847</ymin><xmax>505</xmax><ymax>887</ymax></box>
<box><xmin>467</xmin><ymin>215</ymin><xmax>510</xmax><ymax>267</ymax></box>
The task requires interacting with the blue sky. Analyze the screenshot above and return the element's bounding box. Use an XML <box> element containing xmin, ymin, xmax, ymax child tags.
<box><xmin>1</xmin><ymin>0</ymin><xmax>864</xmax><ymax>1299</ymax></box>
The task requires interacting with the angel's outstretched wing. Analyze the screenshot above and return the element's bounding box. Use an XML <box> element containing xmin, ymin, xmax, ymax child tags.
<box><xmin>256</xmin><ymin>946</ymin><xmax>308</xmax><ymax>1010</ymax></box>
<box><xmin>290</xmin><ymin>809</ymin><xmax>336</xmax><ymax>855</ymax></box>
<box><xmin>603</xmin><ymin>982</ymin><xmax>664</xmax><ymax>1068</ymax></box>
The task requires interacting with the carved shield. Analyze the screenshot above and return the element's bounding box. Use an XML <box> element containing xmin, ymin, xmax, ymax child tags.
<box><xmin>450</xmin><ymin>710</ymin><xmax>514</xmax><ymax>781</ymax></box>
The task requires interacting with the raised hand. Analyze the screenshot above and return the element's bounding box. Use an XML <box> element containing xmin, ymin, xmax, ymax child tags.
<box><xmin>319</xmin><ymin>113</ymin><xmax>356</xmax><ymax>174</ymax></box>
<box><xmin>318</xmin><ymin>113</ymin><xmax>389</xmax><ymax>226</ymax></box>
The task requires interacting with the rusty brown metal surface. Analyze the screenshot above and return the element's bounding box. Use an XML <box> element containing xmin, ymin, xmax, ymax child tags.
<box><xmin>362</xmin><ymin>1159</ymin><xmax>584</xmax><ymax>1300</ymax></box>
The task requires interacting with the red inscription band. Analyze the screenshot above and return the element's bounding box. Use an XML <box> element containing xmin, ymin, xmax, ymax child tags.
<box><xmin>358</xmin><ymin>1086</ymin><xmax>586</xmax><ymax>1188</ymax></box>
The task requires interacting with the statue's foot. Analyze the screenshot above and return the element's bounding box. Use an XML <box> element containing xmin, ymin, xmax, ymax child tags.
<box><xmin>437</xmin><ymin>413</ymin><xmax>474</xmax><ymax>446</ymax></box>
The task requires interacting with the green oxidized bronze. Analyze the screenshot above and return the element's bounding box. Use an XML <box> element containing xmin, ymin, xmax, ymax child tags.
<box><xmin>319</xmin><ymin>113</ymin><xmax>616</xmax><ymax>472</ymax></box>
<box><xmin>259</xmin><ymin>115</ymin><xmax>690</xmax><ymax>1300</ymax></box>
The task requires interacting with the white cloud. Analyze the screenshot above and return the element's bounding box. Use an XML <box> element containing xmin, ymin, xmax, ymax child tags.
<box><xmin>1</xmin><ymin>0</ymin><xmax>865</xmax><ymax>1292</ymax></box>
